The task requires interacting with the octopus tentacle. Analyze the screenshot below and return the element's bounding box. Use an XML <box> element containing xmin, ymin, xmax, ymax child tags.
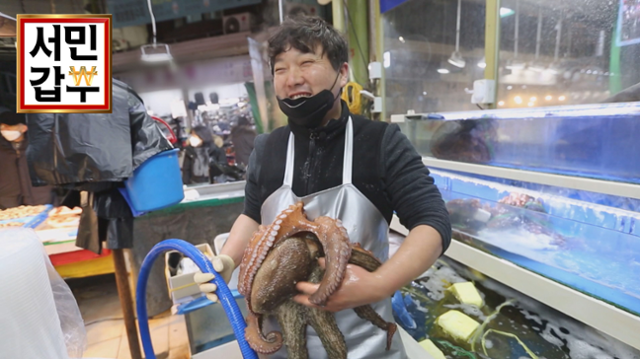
<box><xmin>245</xmin><ymin>312</ymin><xmax>284</xmax><ymax>354</ymax></box>
<box><xmin>238</xmin><ymin>225</ymin><xmax>268</xmax><ymax>298</ymax></box>
<box><xmin>239</xmin><ymin>202</ymin><xmax>319</xmax><ymax>306</ymax></box>
<box><xmin>306</xmin><ymin>265</ymin><xmax>348</xmax><ymax>359</ymax></box>
<box><xmin>276</xmin><ymin>301</ymin><xmax>309</xmax><ymax>359</ymax></box>
<box><xmin>306</xmin><ymin>216</ymin><xmax>352</xmax><ymax>307</ymax></box>
<box><xmin>353</xmin><ymin>305</ymin><xmax>397</xmax><ymax>351</ymax></box>
<box><xmin>349</xmin><ymin>243</ymin><xmax>383</xmax><ymax>272</ymax></box>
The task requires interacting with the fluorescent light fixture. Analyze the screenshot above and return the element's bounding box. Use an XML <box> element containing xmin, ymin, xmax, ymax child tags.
<box><xmin>437</xmin><ymin>68</ymin><xmax>450</xmax><ymax>74</ymax></box>
<box><xmin>448</xmin><ymin>51</ymin><xmax>466</xmax><ymax>68</ymax></box>
<box><xmin>506</xmin><ymin>62</ymin><xmax>526</xmax><ymax>70</ymax></box>
<box><xmin>141</xmin><ymin>43</ymin><xmax>173</xmax><ymax>63</ymax></box>
<box><xmin>500</xmin><ymin>7</ymin><xmax>515</xmax><ymax>17</ymax></box>
<box><xmin>383</xmin><ymin>51</ymin><xmax>391</xmax><ymax>68</ymax></box>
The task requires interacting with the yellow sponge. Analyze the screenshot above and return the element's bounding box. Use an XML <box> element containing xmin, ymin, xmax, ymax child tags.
<box><xmin>436</xmin><ymin>310</ymin><xmax>480</xmax><ymax>342</ymax></box>
<box><xmin>449</xmin><ymin>281</ymin><xmax>483</xmax><ymax>307</ymax></box>
<box><xmin>418</xmin><ymin>339</ymin><xmax>446</xmax><ymax>359</ymax></box>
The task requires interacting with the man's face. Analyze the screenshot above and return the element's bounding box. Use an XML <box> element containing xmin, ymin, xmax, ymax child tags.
<box><xmin>273</xmin><ymin>44</ymin><xmax>348</xmax><ymax>101</ymax></box>
<box><xmin>0</xmin><ymin>123</ymin><xmax>27</xmax><ymax>142</ymax></box>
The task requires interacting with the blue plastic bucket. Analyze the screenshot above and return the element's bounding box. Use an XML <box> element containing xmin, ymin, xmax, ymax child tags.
<box><xmin>124</xmin><ymin>149</ymin><xmax>184</xmax><ymax>213</ymax></box>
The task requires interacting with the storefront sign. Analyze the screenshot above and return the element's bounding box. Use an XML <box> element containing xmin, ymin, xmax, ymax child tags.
<box><xmin>107</xmin><ymin>0</ymin><xmax>261</xmax><ymax>28</ymax></box>
<box><xmin>16</xmin><ymin>15</ymin><xmax>112</xmax><ymax>113</ymax></box>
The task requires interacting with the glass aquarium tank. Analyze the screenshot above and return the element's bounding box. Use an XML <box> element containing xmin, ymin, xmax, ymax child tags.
<box><xmin>392</xmin><ymin>101</ymin><xmax>640</xmax><ymax>356</ymax></box>
<box><xmin>398</xmin><ymin>102</ymin><xmax>640</xmax><ymax>184</ymax></box>
<box><xmin>429</xmin><ymin>169</ymin><xmax>640</xmax><ymax>316</ymax></box>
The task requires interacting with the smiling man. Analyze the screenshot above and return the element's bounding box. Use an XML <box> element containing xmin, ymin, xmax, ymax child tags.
<box><xmin>196</xmin><ymin>16</ymin><xmax>451</xmax><ymax>358</ymax></box>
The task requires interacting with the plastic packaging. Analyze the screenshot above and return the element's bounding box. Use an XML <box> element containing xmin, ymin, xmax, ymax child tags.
<box><xmin>0</xmin><ymin>228</ymin><xmax>86</xmax><ymax>358</ymax></box>
<box><xmin>45</xmin><ymin>243</ymin><xmax>88</xmax><ymax>358</ymax></box>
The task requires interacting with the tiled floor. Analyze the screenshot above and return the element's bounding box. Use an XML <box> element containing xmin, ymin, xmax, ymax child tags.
<box><xmin>70</xmin><ymin>274</ymin><xmax>190</xmax><ymax>359</ymax></box>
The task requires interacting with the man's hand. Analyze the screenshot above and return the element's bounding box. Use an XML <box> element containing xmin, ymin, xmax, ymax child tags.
<box><xmin>193</xmin><ymin>254</ymin><xmax>235</xmax><ymax>303</ymax></box>
<box><xmin>293</xmin><ymin>225</ymin><xmax>443</xmax><ymax>312</ymax></box>
<box><xmin>292</xmin><ymin>258</ymin><xmax>387</xmax><ymax>312</ymax></box>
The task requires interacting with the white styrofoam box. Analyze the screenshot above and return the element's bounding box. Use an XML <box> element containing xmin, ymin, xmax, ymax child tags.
<box><xmin>164</xmin><ymin>243</ymin><xmax>214</xmax><ymax>304</ymax></box>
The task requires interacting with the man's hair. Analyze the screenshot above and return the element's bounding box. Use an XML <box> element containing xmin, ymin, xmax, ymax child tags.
<box><xmin>0</xmin><ymin>111</ymin><xmax>26</xmax><ymax>126</ymax></box>
<box><xmin>268</xmin><ymin>16</ymin><xmax>348</xmax><ymax>73</ymax></box>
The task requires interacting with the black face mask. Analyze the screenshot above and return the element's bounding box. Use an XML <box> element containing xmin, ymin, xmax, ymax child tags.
<box><xmin>277</xmin><ymin>71</ymin><xmax>342</xmax><ymax>129</ymax></box>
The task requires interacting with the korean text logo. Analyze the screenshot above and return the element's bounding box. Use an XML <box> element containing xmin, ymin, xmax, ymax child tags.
<box><xmin>17</xmin><ymin>15</ymin><xmax>112</xmax><ymax>113</ymax></box>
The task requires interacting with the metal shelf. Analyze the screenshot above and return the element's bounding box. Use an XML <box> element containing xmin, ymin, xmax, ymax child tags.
<box><xmin>389</xmin><ymin>215</ymin><xmax>640</xmax><ymax>351</ymax></box>
<box><xmin>422</xmin><ymin>157</ymin><xmax>640</xmax><ymax>201</ymax></box>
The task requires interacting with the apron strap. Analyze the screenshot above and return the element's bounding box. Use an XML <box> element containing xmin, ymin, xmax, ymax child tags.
<box><xmin>283</xmin><ymin>131</ymin><xmax>295</xmax><ymax>187</ymax></box>
<box><xmin>342</xmin><ymin>116</ymin><xmax>353</xmax><ymax>185</ymax></box>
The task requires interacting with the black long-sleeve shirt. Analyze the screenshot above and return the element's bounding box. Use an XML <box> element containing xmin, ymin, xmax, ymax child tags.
<box><xmin>243</xmin><ymin>101</ymin><xmax>451</xmax><ymax>254</ymax></box>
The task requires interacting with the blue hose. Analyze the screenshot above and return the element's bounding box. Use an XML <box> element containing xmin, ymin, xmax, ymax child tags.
<box><xmin>136</xmin><ymin>239</ymin><xmax>258</xmax><ymax>359</ymax></box>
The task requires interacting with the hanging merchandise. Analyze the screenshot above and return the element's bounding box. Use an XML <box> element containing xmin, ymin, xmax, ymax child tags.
<box><xmin>341</xmin><ymin>81</ymin><xmax>364</xmax><ymax>115</ymax></box>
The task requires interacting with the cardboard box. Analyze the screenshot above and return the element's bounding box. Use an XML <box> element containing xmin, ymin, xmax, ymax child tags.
<box><xmin>164</xmin><ymin>243</ymin><xmax>214</xmax><ymax>305</ymax></box>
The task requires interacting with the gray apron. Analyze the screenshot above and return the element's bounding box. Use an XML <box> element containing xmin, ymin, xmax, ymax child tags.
<box><xmin>260</xmin><ymin>117</ymin><xmax>407</xmax><ymax>359</ymax></box>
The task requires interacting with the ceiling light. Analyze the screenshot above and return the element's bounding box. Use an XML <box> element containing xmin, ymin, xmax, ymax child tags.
<box><xmin>507</xmin><ymin>86</ymin><xmax>513</xmax><ymax>90</ymax></box>
<box><xmin>498</xmin><ymin>101</ymin><xmax>505</xmax><ymax>106</ymax></box>
<box><xmin>448</xmin><ymin>52</ymin><xmax>466</xmax><ymax>68</ymax></box>
<box><xmin>448</xmin><ymin>0</ymin><xmax>466</xmax><ymax>69</ymax></box>
<box><xmin>141</xmin><ymin>44</ymin><xmax>173</xmax><ymax>63</ymax></box>
<box><xmin>477</xmin><ymin>58</ymin><xmax>486</xmax><ymax>68</ymax></box>
<box><xmin>141</xmin><ymin>0</ymin><xmax>173</xmax><ymax>63</ymax></box>
<box><xmin>437</xmin><ymin>68</ymin><xmax>450</xmax><ymax>74</ymax></box>
<box><xmin>514</xmin><ymin>96</ymin><xmax>523</xmax><ymax>104</ymax></box>
<box><xmin>545</xmin><ymin>95</ymin><xmax>552</xmax><ymax>101</ymax></box>
<box><xmin>500</xmin><ymin>7</ymin><xmax>515</xmax><ymax>17</ymax></box>
<box><xmin>399</xmin><ymin>36</ymin><xmax>405</xmax><ymax>43</ymax></box>
<box><xmin>530</xmin><ymin>96</ymin><xmax>537</xmax><ymax>102</ymax></box>
<box><xmin>559</xmin><ymin>95</ymin><xmax>566</xmax><ymax>101</ymax></box>
<box><xmin>528</xmin><ymin>102</ymin><xmax>534</xmax><ymax>107</ymax></box>
<box><xmin>506</xmin><ymin>62</ymin><xmax>526</xmax><ymax>70</ymax></box>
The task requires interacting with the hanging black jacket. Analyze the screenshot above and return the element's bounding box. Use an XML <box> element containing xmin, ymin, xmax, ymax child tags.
<box><xmin>26</xmin><ymin>79</ymin><xmax>173</xmax><ymax>186</ymax></box>
<box><xmin>243</xmin><ymin>100</ymin><xmax>452</xmax><ymax>254</ymax></box>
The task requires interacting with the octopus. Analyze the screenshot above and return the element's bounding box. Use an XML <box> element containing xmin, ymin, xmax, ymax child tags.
<box><xmin>445</xmin><ymin>193</ymin><xmax>565</xmax><ymax>247</ymax></box>
<box><xmin>237</xmin><ymin>202</ymin><xmax>397</xmax><ymax>359</ymax></box>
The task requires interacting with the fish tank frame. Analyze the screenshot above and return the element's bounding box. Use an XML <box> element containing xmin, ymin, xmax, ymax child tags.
<box><xmin>388</xmin><ymin>101</ymin><xmax>640</xmax><ymax>353</ymax></box>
